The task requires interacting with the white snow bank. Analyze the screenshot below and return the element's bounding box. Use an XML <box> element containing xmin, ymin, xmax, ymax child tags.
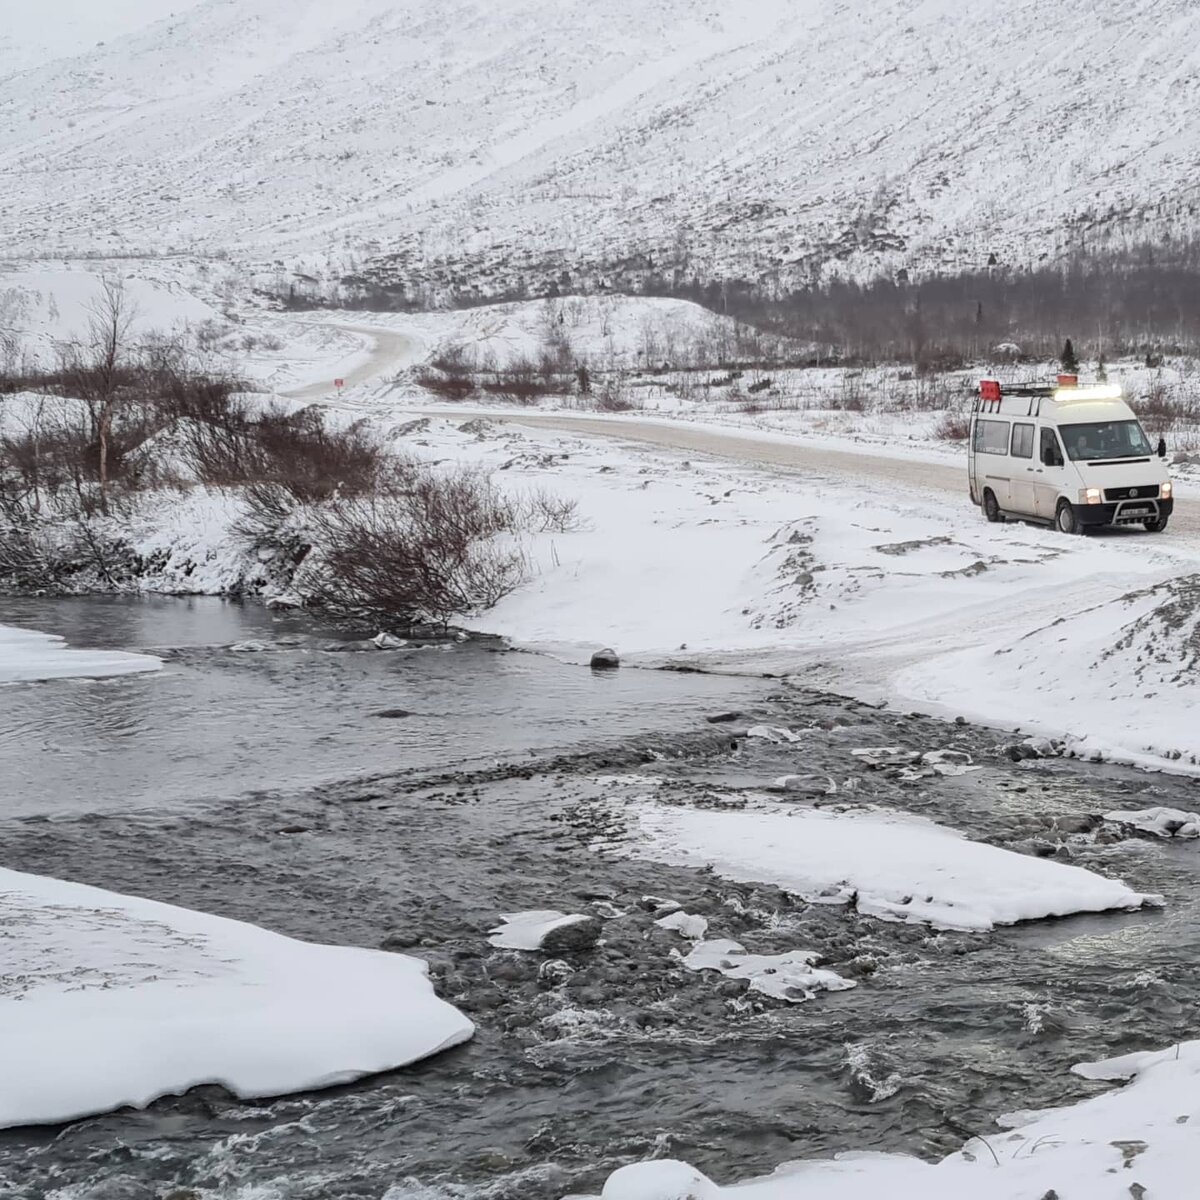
<box><xmin>586</xmin><ymin>1039</ymin><xmax>1200</xmax><ymax>1199</ymax></box>
<box><xmin>1104</xmin><ymin>806</ymin><xmax>1200</xmax><ymax>838</ymax></box>
<box><xmin>0</xmin><ymin>867</ymin><xmax>473</xmax><ymax>1128</ymax></box>
<box><xmin>489</xmin><ymin>910</ymin><xmax>593</xmax><ymax>950</ymax></box>
<box><xmin>0</xmin><ymin>623</ymin><xmax>161</xmax><ymax>683</ymax></box>
<box><xmin>679</xmin><ymin>939</ymin><xmax>855</xmax><ymax>1003</ymax></box>
<box><xmin>618</xmin><ymin>802</ymin><xmax>1160</xmax><ymax>932</ymax></box>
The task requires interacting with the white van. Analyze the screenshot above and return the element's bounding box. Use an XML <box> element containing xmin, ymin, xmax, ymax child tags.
<box><xmin>968</xmin><ymin>379</ymin><xmax>1173</xmax><ymax>534</ymax></box>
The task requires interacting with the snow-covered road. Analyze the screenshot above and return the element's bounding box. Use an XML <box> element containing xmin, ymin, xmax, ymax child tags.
<box><xmin>457</xmin><ymin>411</ymin><xmax>1200</xmax><ymax>542</ymax></box>
<box><xmin>284</xmin><ymin>326</ymin><xmax>424</xmax><ymax>401</ymax></box>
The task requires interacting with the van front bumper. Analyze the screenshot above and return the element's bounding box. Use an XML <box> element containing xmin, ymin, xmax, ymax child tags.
<box><xmin>1072</xmin><ymin>497</ymin><xmax>1173</xmax><ymax>527</ymax></box>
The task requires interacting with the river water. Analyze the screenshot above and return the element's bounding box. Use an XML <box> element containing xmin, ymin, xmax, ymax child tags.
<box><xmin>2</xmin><ymin>597</ymin><xmax>1199</xmax><ymax>1200</ymax></box>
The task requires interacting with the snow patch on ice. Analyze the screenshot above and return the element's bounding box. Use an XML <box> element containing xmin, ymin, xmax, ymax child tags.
<box><xmin>0</xmin><ymin>622</ymin><xmax>161</xmax><ymax>683</ymax></box>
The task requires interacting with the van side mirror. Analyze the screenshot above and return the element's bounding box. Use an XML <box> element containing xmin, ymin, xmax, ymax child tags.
<box><xmin>1158</xmin><ymin>436</ymin><xmax>1167</xmax><ymax>459</ymax></box>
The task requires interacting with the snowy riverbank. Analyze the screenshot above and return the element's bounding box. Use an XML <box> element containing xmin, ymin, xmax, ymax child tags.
<box><xmin>586</xmin><ymin>1037</ymin><xmax>1200</xmax><ymax>1199</ymax></box>
<box><xmin>0</xmin><ymin>867</ymin><xmax>473</xmax><ymax>1128</ymax></box>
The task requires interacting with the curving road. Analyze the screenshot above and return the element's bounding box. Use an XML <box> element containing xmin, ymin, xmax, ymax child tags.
<box><xmin>285</xmin><ymin>326</ymin><xmax>424</xmax><ymax>402</ymax></box>
<box><xmin>456</xmin><ymin>411</ymin><xmax>1200</xmax><ymax>541</ymax></box>
<box><xmin>295</xmin><ymin>322</ymin><xmax>1199</xmax><ymax>540</ymax></box>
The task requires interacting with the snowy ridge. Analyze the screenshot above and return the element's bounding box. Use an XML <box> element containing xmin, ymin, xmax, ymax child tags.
<box><xmin>3</xmin><ymin>0</ymin><xmax>1200</xmax><ymax>283</ymax></box>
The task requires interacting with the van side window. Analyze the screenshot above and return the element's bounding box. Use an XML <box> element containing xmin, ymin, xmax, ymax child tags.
<box><xmin>1011</xmin><ymin>423</ymin><xmax>1035</xmax><ymax>459</ymax></box>
<box><xmin>973</xmin><ymin>419</ymin><xmax>1011</xmax><ymax>455</ymax></box>
<box><xmin>1039</xmin><ymin>427</ymin><xmax>1063</xmax><ymax>466</ymax></box>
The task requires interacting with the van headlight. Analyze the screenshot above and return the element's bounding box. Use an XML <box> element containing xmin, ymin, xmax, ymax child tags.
<box><xmin>1079</xmin><ymin>487</ymin><xmax>1102</xmax><ymax>505</ymax></box>
<box><xmin>1162</xmin><ymin>481</ymin><xmax>1173</xmax><ymax>500</ymax></box>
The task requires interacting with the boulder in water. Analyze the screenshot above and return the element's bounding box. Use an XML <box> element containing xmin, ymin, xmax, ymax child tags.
<box><xmin>590</xmin><ymin>647</ymin><xmax>620</xmax><ymax>670</ymax></box>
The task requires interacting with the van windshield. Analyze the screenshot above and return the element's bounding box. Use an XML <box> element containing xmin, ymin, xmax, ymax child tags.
<box><xmin>1060</xmin><ymin>420</ymin><xmax>1152</xmax><ymax>461</ymax></box>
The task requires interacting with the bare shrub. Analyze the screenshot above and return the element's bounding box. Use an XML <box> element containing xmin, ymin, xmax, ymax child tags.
<box><xmin>512</xmin><ymin>486</ymin><xmax>583</xmax><ymax>533</ymax></box>
<box><xmin>934</xmin><ymin>411</ymin><xmax>971</xmax><ymax>440</ymax></box>
<box><xmin>1133</xmin><ymin>374</ymin><xmax>1200</xmax><ymax>435</ymax></box>
<box><xmin>304</xmin><ymin>466</ymin><xmax>527</xmax><ymax>626</ymax></box>
<box><xmin>911</xmin><ymin>371</ymin><xmax>959</xmax><ymax>412</ymax></box>
<box><xmin>594</xmin><ymin>378</ymin><xmax>636</xmax><ymax>412</ymax></box>
<box><xmin>835</xmin><ymin>374</ymin><xmax>867</xmax><ymax>412</ymax></box>
<box><xmin>415</xmin><ymin>369</ymin><xmax>477</xmax><ymax>401</ymax></box>
<box><xmin>416</xmin><ymin>343</ymin><xmax>478</xmax><ymax>401</ymax></box>
<box><xmin>184</xmin><ymin>405</ymin><xmax>384</xmax><ymax>501</ymax></box>
<box><xmin>480</xmin><ymin>356</ymin><xmax>558</xmax><ymax>403</ymax></box>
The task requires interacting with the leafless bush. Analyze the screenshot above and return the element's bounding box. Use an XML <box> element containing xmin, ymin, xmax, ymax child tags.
<box><xmin>416</xmin><ymin>343</ymin><xmax>479</xmax><ymax>400</ymax></box>
<box><xmin>480</xmin><ymin>356</ymin><xmax>559</xmax><ymax>403</ymax></box>
<box><xmin>594</xmin><ymin>378</ymin><xmax>637</xmax><ymax>412</ymax></box>
<box><xmin>512</xmin><ymin>486</ymin><xmax>583</xmax><ymax>533</ymax></box>
<box><xmin>1133</xmin><ymin>375</ymin><xmax>1200</xmax><ymax>434</ymax></box>
<box><xmin>835</xmin><ymin>374</ymin><xmax>867</xmax><ymax>412</ymax></box>
<box><xmin>911</xmin><ymin>371</ymin><xmax>959</xmax><ymax>412</ymax></box>
<box><xmin>934</xmin><ymin>411</ymin><xmax>971</xmax><ymax>440</ymax></box>
<box><xmin>415</xmin><ymin>370</ymin><xmax>477</xmax><ymax>401</ymax></box>
<box><xmin>184</xmin><ymin>405</ymin><xmax>384</xmax><ymax>501</ymax></box>
<box><xmin>303</xmin><ymin>466</ymin><xmax>527</xmax><ymax>626</ymax></box>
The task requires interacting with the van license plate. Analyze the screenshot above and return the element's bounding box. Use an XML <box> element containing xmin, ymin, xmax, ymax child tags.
<box><xmin>1123</xmin><ymin>505</ymin><xmax>1150</xmax><ymax>515</ymax></box>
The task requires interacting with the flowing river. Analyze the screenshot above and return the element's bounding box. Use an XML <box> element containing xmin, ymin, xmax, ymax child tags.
<box><xmin>1</xmin><ymin>597</ymin><xmax>1199</xmax><ymax>1200</ymax></box>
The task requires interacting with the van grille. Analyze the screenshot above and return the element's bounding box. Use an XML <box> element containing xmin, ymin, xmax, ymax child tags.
<box><xmin>1104</xmin><ymin>485</ymin><xmax>1159</xmax><ymax>502</ymax></box>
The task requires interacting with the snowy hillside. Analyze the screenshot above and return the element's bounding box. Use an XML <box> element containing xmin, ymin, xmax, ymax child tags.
<box><xmin>3</xmin><ymin>0</ymin><xmax>1200</xmax><ymax>290</ymax></box>
<box><xmin>0</xmin><ymin>1</ymin><xmax>207</xmax><ymax>79</ymax></box>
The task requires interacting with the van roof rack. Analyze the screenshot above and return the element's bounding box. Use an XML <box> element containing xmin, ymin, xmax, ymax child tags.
<box><xmin>991</xmin><ymin>384</ymin><xmax>1057</xmax><ymax>397</ymax></box>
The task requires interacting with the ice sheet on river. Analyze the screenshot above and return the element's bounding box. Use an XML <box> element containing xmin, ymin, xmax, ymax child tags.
<box><xmin>590</xmin><ymin>1039</ymin><xmax>1200</xmax><ymax>1199</ymax></box>
<box><xmin>620</xmin><ymin>802</ymin><xmax>1159</xmax><ymax>932</ymax></box>
<box><xmin>0</xmin><ymin>622</ymin><xmax>161</xmax><ymax>683</ymax></box>
<box><xmin>0</xmin><ymin>868</ymin><xmax>473</xmax><ymax>1129</ymax></box>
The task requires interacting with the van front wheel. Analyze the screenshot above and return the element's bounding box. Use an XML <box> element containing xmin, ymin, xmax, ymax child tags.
<box><xmin>1144</xmin><ymin>515</ymin><xmax>1169</xmax><ymax>533</ymax></box>
<box><xmin>1056</xmin><ymin>500</ymin><xmax>1082</xmax><ymax>535</ymax></box>
<box><xmin>983</xmin><ymin>489</ymin><xmax>1004</xmax><ymax>523</ymax></box>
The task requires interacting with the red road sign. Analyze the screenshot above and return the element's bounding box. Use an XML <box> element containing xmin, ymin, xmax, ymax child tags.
<box><xmin>334</xmin><ymin>378</ymin><xmax>344</xmax><ymax>389</ymax></box>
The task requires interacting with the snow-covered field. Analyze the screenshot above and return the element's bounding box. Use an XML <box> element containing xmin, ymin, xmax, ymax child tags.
<box><xmin>586</xmin><ymin>1039</ymin><xmax>1200</xmax><ymax>1200</ymax></box>
<box><xmin>0</xmin><ymin>866</ymin><xmax>473</xmax><ymax>1128</ymax></box>
<box><xmin>0</xmin><ymin>622</ymin><xmax>161</xmax><ymax>683</ymax></box>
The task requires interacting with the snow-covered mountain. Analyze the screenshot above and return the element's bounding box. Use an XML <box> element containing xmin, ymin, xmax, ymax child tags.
<box><xmin>3</xmin><ymin>0</ymin><xmax>1199</xmax><ymax>293</ymax></box>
